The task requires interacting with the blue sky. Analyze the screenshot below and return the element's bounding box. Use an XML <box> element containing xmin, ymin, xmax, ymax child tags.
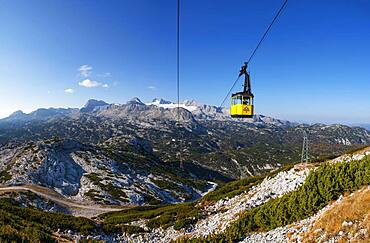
<box><xmin>1</xmin><ymin>0</ymin><xmax>370</xmax><ymax>123</ymax></box>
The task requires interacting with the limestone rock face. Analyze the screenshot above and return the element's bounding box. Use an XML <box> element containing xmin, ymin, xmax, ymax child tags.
<box><xmin>0</xmin><ymin>139</ymin><xmax>212</xmax><ymax>206</ymax></box>
<box><xmin>33</xmin><ymin>140</ymin><xmax>85</xmax><ymax>195</ymax></box>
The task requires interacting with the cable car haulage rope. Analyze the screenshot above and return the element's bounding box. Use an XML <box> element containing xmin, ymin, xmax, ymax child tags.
<box><xmin>222</xmin><ymin>0</ymin><xmax>288</xmax><ymax>118</ymax></box>
<box><xmin>176</xmin><ymin>0</ymin><xmax>184</xmax><ymax>169</ymax></box>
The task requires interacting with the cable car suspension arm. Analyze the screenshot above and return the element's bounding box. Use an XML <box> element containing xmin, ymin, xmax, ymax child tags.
<box><xmin>220</xmin><ymin>0</ymin><xmax>288</xmax><ymax>107</ymax></box>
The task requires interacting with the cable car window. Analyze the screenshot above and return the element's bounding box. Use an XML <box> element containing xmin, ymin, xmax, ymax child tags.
<box><xmin>237</xmin><ymin>97</ymin><xmax>242</xmax><ymax>104</ymax></box>
<box><xmin>232</xmin><ymin>97</ymin><xmax>242</xmax><ymax>105</ymax></box>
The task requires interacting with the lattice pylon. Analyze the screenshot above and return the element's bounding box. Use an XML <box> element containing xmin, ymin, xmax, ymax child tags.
<box><xmin>301</xmin><ymin>130</ymin><xmax>310</xmax><ymax>164</ymax></box>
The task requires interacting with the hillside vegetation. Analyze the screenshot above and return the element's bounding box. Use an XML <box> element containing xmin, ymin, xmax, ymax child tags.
<box><xmin>98</xmin><ymin>164</ymin><xmax>295</xmax><ymax>234</ymax></box>
<box><xmin>303</xmin><ymin>186</ymin><xmax>370</xmax><ymax>242</ymax></box>
<box><xmin>181</xmin><ymin>155</ymin><xmax>370</xmax><ymax>242</ymax></box>
<box><xmin>0</xmin><ymin>198</ymin><xmax>96</xmax><ymax>242</ymax></box>
<box><xmin>0</xmin><ymin>146</ymin><xmax>369</xmax><ymax>242</ymax></box>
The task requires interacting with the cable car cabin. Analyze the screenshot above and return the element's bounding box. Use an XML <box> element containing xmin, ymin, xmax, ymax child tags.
<box><xmin>230</xmin><ymin>63</ymin><xmax>254</xmax><ymax>118</ymax></box>
<box><xmin>230</xmin><ymin>92</ymin><xmax>254</xmax><ymax>118</ymax></box>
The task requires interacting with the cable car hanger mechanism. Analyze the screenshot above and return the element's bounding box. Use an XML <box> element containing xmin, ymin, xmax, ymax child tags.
<box><xmin>222</xmin><ymin>0</ymin><xmax>288</xmax><ymax>118</ymax></box>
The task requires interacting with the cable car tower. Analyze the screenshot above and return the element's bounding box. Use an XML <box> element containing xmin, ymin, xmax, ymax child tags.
<box><xmin>301</xmin><ymin>131</ymin><xmax>310</xmax><ymax>164</ymax></box>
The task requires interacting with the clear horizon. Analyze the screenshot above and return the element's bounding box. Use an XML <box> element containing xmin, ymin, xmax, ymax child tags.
<box><xmin>1</xmin><ymin>0</ymin><xmax>370</xmax><ymax>124</ymax></box>
<box><xmin>0</xmin><ymin>96</ymin><xmax>368</xmax><ymax>126</ymax></box>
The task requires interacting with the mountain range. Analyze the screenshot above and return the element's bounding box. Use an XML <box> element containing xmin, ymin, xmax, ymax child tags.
<box><xmin>1</xmin><ymin>98</ymin><xmax>369</xmax><ymax>178</ymax></box>
<box><xmin>0</xmin><ymin>98</ymin><xmax>370</xmax><ymax>242</ymax></box>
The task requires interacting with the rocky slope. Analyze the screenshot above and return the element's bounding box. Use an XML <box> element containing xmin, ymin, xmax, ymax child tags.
<box><xmin>239</xmin><ymin>186</ymin><xmax>370</xmax><ymax>243</ymax></box>
<box><xmin>97</xmin><ymin>147</ymin><xmax>370</xmax><ymax>243</ymax></box>
<box><xmin>0</xmin><ymin>190</ymin><xmax>70</xmax><ymax>214</ymax></box>
<box><xmin>0</xmin><ymin>145</ymin><xmax>368</xmax><ymax>242</ymax></box>
<box><xmin>122</xmin><ymin>167</ymin><xmax>310</xmax><ymax>243</ymax></box>
<box><xmin>301</xmin><ymin>185</ymin><xmax>370</xmax><ymax>242</ymax></box>
<box><xmin>0</xmin><ymin>138</ymin><xmax>213</xmax><ymax>206</ymax></box>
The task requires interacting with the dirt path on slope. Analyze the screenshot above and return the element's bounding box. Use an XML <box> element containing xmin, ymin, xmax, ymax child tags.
<box><xmin>0</xmin><ymin>184</ymin><xmax>125</xmax><ymax>218</ymax></box>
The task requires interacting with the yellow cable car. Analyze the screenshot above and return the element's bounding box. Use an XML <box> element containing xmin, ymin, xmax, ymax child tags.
<box><xmin>221</xmin><ymin>1</ymin><xmax>287</xmax><ymax>119</ymax></box>
<box><xmin>231</xmin><ymin>93</ymin><xmax>254</xmax><ymax>118</ymax></box>
<box><xmin>230</xmin><ymin>63</ymin><xmax>254</xmax><ymax>118</ymax></box>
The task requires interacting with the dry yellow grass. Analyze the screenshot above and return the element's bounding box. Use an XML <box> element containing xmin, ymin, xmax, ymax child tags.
<box><xmin>293</xmin><ymin>163</ymin><xmax>317</xmax><ymax>170</ymax></box>
<box><xmin>302</xmin><ymin>186</ymin><xmax>370</xmax><ymax>242</ymax></box>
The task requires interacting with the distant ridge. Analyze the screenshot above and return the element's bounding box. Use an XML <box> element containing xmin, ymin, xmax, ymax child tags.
<box><xmin>80</xmin><ymin>99</ymin><xmax>109</xmax><ymax>113</ymax></box>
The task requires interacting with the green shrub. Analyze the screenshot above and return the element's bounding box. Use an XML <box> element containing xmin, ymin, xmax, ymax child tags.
<box><xmin>0</xmin><ymin>198</ymin><xmax>98</xmax><ymax>242</ymax></box>
<box><xmin>181</xmin><ymin>156</ymin><xmax>370</xmax><ymax>242</ymax></box>
<box><xmin>173</xmin><ymin>218</ymin><xmax>196</xmax><ymax>230</ymax></box>
<box><xmin>0</xmin><ymin>170</ymin><xmax>11</xmax><ymax>183</ymax></box>
<box><xmin>86</xmin><ymin>173</ymin><xmax>128</xmax><ymax>201</ymax></box>
<box><xmin>121</xmin><ymin>225</ymin><xmax>146</xmax><ymax>234</ymax></box>
<box><xmin>101</xmin><ymin>202</ymin><xmax>201</xmax><ymax>232</ymax></box>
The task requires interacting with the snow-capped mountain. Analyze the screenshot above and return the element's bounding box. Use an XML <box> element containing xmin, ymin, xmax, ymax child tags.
<box><xmin>0</xmin><ymin>97</ymin><xmax>290</xmax><ymax>125</ymax></box>
<box><xmin>149</xmin><ymin>98</ymin><xmax>173</xmax><ymax>105</ymax></box>
<box><xmin>0</xmin><ymin>98</ymin><xmax>369</xmax><ymax>183</ymax></box>
<box><xmin>145</xmin><ymin>98</ymin><xmax>293</xmax><ymax>126</ymax></box>
<box><xmin>146</xmin><ymin>98</ymin><xmax>198</xmax><ymax>112</ymax></box>
<box><xmin>127</xmin><ymin>97</ymin><xmax>145</xmax><ymax>105</ymax></box>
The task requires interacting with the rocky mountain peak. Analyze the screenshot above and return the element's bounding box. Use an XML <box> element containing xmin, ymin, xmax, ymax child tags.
<box><xmin>8</xmin><ymin>110</ymin><xmax>26</xmax><ymax>119</ymax></box>
<box><xmin>80</xmin><ymin>99</ymin><xmax>109</xmax><ymax>113</ymax></box>
<box><xmin>183</xmin><ymin>99</ymin><xmax>198</xmax><ymax>106</ymax></box>
<box><xmin>151</xmin><ymin>98</ymin><xmax>173</xmax><ymax>105</ymax></box>
<box><xmin>127</xmin><ymin>97</ymin><xmax>144</xmax><ymax>105</ymax></box>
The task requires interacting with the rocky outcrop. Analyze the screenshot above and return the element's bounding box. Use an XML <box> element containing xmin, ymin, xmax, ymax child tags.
<box><xmin>0</xmin><ymin>139</ymin><xmax>211</xmax><ymax>206</ymax></box>
<box><xmin>119</xmin><ymin>167</ymin><xmax>310</xmax><ymax>242</ymax></box>
<box><xmin>32</xmin><ymin>140</ymin><xmax>85</xmax><ymax>195</ymax></box>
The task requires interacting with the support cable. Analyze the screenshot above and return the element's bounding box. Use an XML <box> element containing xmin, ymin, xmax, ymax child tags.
<box><xmin>219</xmin><ymin>0</ymin><xmax>288</xmax><ymax>108</ymax></box>
<box><xmin>177</xmin><ymin>0</ymin><xmax>180</xmax><ymax>118</ymax></box>
<box><xmin>176</xmin><ymin>0</ymin><xmax>184</xmax><ymax>169</ymax></box>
